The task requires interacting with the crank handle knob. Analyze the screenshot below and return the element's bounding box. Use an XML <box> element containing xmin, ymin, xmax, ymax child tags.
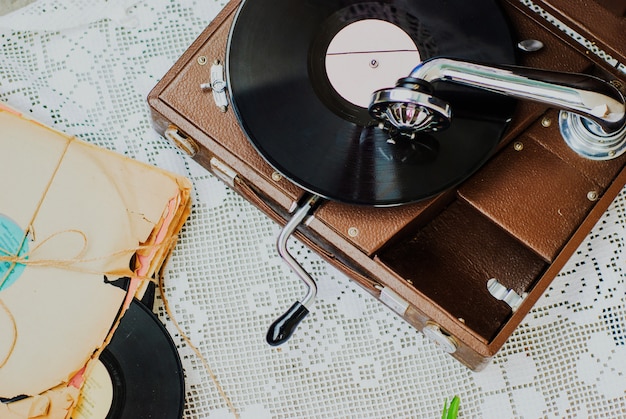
<box><xmin>266</xmin><ymin>301</ymin><xmax>309</xmax><ymax>346</ymax></box>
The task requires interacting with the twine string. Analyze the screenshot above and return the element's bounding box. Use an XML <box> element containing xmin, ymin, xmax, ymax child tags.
<box><xmin>0</xmin><ymin>134</ymin><xmax>73</xmax><ymax>289</ymax></box>
<box><xmin>0</xmin><ymin>300</ymin><xmax>17</xmax><ymax>369</ymax></box>
<box><xmin>158</xmin><ymin>274</ymin><xmax>240</xmax><ymax>419</ymax></box>
<box><xmin>0</xmin><ymin>234</ymin><xmax>177</xmax><ymax>276</ymax></box>
<box><xmin>0</xmin><ymin>234</ymin><xmax>176</xmax><ymax>371</ymax></box>
<box><xmin>0</xmin><ymin>136</ymin><xmax>74</xmax><ymax>370</ymax></box>
<box><xmin>0</xmin><ymin>131</ymin><xmax>238</xmax><ymax>417</ymax></box>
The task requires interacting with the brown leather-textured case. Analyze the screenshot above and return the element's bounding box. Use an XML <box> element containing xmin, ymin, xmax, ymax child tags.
<box><xmin>148</xmin><ymin>0</ymin><xmax>626</xmax><ymax>369</ymax></box>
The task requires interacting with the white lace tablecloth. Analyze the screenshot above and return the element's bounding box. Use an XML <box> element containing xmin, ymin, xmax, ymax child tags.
<box><xmin>1</xmin><ymin>1</ymin><xmax>624</xmax><ymax>418</ymax></box>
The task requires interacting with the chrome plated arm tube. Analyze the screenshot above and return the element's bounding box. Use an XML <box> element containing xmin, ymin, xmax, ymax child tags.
<box><xmin>409</xmin><ymin>58</ymin><xmax>626</xmax><ymax>133</ymax></box>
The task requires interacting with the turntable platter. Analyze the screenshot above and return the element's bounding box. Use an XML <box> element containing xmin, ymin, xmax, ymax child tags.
<box><xmin>227</xmin><ymin>0</ymin><xmax>517</xmax><ymax>205</ymax></box>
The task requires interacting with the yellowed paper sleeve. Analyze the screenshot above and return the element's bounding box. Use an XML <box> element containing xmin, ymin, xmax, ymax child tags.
<box><xmin>0</xmin><ymin>106</ymin><xmax>191</xmax><ymax>402</ymax></box>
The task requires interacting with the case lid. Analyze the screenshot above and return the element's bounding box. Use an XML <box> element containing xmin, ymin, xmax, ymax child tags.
<box><xmin>531</xmin><ymin>0</ymin><xmax>626</xmax><ymax>73</ymax></box>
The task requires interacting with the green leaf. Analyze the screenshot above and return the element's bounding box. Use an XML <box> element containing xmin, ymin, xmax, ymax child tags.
<box><xmin>441</xmin><ymin>396</ymin><xmax>460</xmax><ymax>419</ymax></box>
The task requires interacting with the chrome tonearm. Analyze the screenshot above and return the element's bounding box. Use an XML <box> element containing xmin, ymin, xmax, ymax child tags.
<box><xmin>369</xmin><ymin>58</ymin><xmax>626</xmax><ymax>160</ymax></box>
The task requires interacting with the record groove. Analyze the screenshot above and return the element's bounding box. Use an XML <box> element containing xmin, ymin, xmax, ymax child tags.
<box><xmin>227</xmin><ymin>0</ymin><xmax>518</xmax><ymax>205</ymax></box>
<box><xmin>73</xmin><ymin>300</ymin><xmax>185</xmax><ymax>419</ymax></box>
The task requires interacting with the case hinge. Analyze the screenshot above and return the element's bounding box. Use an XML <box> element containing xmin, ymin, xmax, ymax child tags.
<box><xmin>422</xmin><ymin>322</ymin><xmax>458</xmax><ymax>354</ymax></box>
<box><xmin>378</xmin><ymin>286</ymin><xmax>409</xmax><ymax>316</ymax></box>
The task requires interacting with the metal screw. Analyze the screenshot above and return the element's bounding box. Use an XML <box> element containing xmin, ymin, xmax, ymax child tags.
<box><xmin>541</xmin><ymin>116</ymin><xmax>552</xmax><ymax>127</ymax></box>
<box><xmin>369</xmin><ymin>59</ymin><xmax>379</xmax><ymax>68</ymax></box>
<box><xmin>517</xmin><ymin>39</ymin><xmax>544</xmax><ymax>52</ymax></box>
<box><xmin>587</xmin><ymin>190</ymin><xmax>599</xmax><ymax>201</ymax></box>
<box><xmin>348</xmin><ymin>227</ymin><xmax>359</xmax><ymax>237</ymax></box>
<box><xmin>610</xmin><ymin>79</ymin><xmax>624</xmax><ymax>91</ymax></box>
<box><xmin>514</xmin><ymin>142</ymin><xmax>524</xmax><ymax>151</ymax></box>
<box><xmin>197</xmin><ymin>55</ymin><xmax>208</xmax><ymax>65</ymax></box>
<box><xmin>271</xmin><ymin>171</ymin><xmax>282</xmax><ymax>182</ymax></box>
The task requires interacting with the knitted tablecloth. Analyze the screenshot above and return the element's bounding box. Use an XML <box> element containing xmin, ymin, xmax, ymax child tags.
<box><xmin>0</xmin><ymin>1</ymin><xmax>624</xmax><ymax>417</ymax></box>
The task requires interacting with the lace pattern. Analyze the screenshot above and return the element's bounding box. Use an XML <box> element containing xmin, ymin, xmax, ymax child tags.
<box><xmin>0</xmin><ymin>1</ymin><xmax>624</xmax><ymax>417</ymax></box>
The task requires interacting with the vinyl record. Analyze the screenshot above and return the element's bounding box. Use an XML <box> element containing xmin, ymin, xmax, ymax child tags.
<box><xmin>73</xmin><ymin>299</ymin><xmax>185</xmax><ymax>419</ymax></box>
<box><xmin>227</xmin><ymin>0</ymin><xmax>518</xmax><ymax>205</ymax></box>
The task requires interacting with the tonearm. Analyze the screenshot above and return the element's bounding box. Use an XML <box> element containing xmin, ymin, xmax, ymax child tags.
<box><xmin>370</xmin><ymin>58</ymin><xmax>626</xmax><ymax>160</ymax></box>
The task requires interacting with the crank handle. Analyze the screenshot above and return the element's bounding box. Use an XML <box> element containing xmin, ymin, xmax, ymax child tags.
<box><xmin>266</xmin><ymin>195</ymin><xmax>320</xmax><ymax>346</ymax></box>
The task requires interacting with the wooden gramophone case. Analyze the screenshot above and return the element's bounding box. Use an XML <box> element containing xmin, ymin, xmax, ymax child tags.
<box><xmin>148</xmin><ymin>0</ymin><xmax>626</xmax><ymax>369</ymax></box>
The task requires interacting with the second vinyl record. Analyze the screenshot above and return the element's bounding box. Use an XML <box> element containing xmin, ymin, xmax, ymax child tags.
<box><xmin>72</xmin><ymin>299</ymin><xmax>185</xmax><ymax>419</ymax></box>
<box><xmin>227</xmin><ymin>0</ymin><xmax>518</xmax><ymax>205</ymax></box>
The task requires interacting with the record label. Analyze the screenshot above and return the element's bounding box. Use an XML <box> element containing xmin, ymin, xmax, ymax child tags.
<box><xmin>0</xmin><ymin>214</ymin><xmax>28</xmax><ymax>291</ymax></box>
<box><xmin>228</xmin><ymin>0</ymin><xmax>518</xmax><ymax>205</ymax></box>
<box><xmin>72</xmin><ymin>360</ymin><xmax>114</xmax><ymax>419</ymax></box>
<box><xmin>325</xmin><ymin>19</ymin><xmax>420</xmax><ymax>108</ymax></box>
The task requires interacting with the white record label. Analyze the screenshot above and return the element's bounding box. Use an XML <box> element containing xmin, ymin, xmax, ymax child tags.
<box><xmin>72</xmin><ymin>360</ymin><xmax>114</xmax><ymax>419</ymax></box>
<box><xmin>325</xmin><ymin>19</ymin><xmax>421</xmax><ymax>108</ymax></box>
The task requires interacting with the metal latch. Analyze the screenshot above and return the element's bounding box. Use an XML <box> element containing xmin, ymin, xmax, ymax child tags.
<box><xmin>164</xmin><ymin>125</ymin><xmax>198</xmax><ymax>157</ymax></box>
<box><xmin>487</xmin><ymin>278</ymin><xmax>527</xmax><ymax>312</ymax></box>
<box><xmin>200</xmin><ymin>60</ymin><xmax>228</xmax><ymax>112</ymax></box>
